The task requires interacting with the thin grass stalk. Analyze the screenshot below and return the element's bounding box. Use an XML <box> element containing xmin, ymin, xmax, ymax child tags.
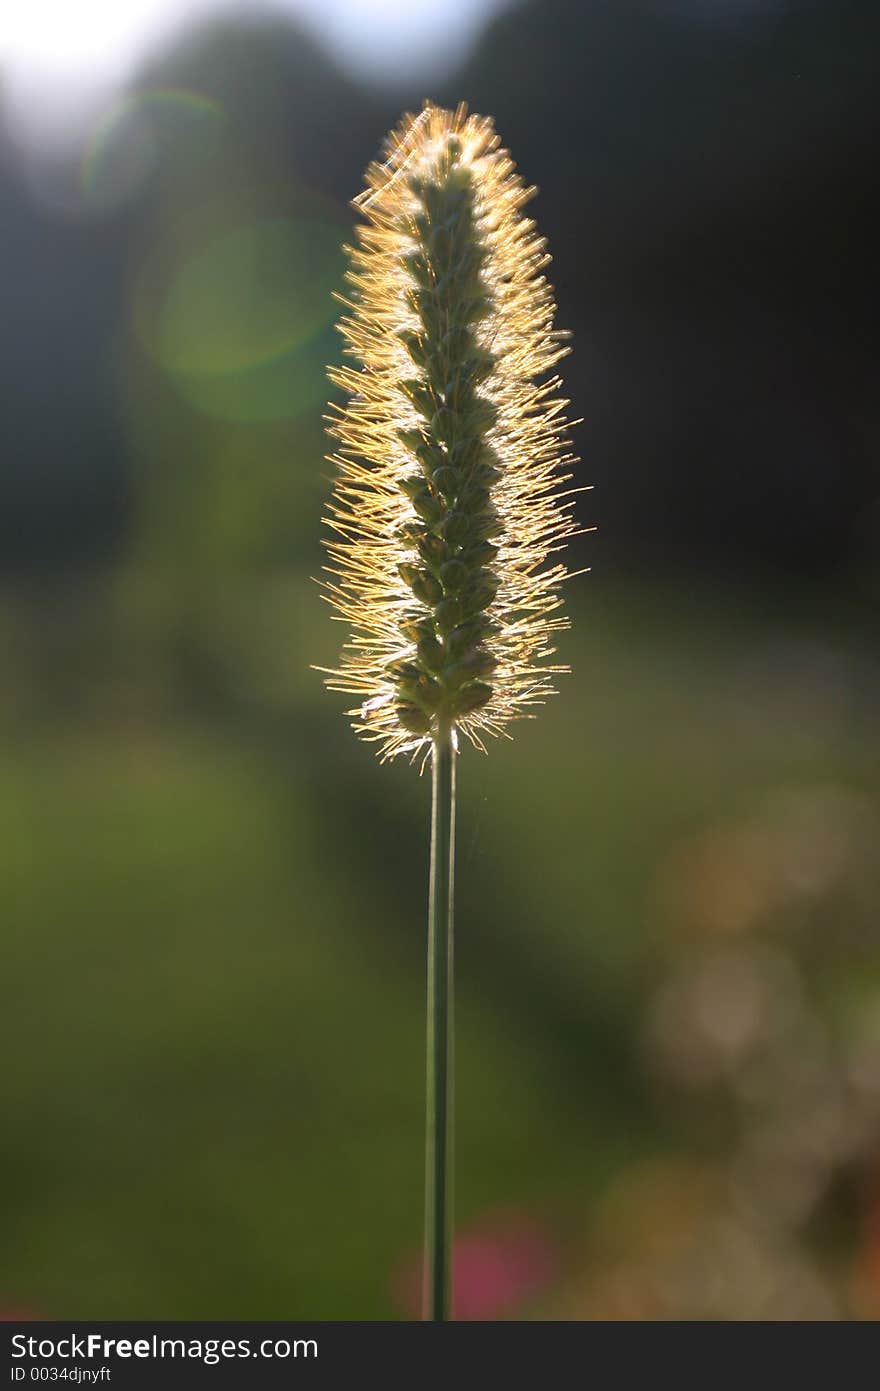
<box><xmin>424</xmin><ymin>724</ymin><xmax>455</xmax><ymax>1321</ymax></box>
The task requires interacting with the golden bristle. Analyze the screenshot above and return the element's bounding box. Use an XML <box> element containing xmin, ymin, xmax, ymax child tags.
<box><xmin>321</xmin><ymin>102</ymin><xmax>581</xmax><ymax>761</ymax></box>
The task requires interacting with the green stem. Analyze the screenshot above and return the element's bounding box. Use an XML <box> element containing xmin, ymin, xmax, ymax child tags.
<box><xmin>424</xmin><ymin>723</ymin><xmax>456</xmax><ymax>1321</ymax></box>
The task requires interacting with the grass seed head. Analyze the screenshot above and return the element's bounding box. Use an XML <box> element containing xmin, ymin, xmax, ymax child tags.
<box><xmin>322</xmin><ymin>102</ymin><xmax>581</xmax><ymax>761</ymax></box>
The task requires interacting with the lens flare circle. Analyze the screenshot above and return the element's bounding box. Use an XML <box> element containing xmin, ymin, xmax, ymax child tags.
<box><xmin>80</xmin><ymin>87</ymin><xmax>224</xmax><ymax>213</ymax></box>
<box><xmin>133</xmin><ymin>208</ymin><xmax>345</xmax><ymax>422</ymax></box>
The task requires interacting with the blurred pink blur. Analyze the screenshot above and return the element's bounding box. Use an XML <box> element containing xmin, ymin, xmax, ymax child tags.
<box><xmin>392</xmin><ymin>1209</ymin><xmax>559</xmax><ymax>1320</ymax></box>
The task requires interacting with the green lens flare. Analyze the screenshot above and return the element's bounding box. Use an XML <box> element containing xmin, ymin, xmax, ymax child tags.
<box><xmin>81</xmin><ymin>88</ymin><xmax>224</xmax><ymax>213</ymax></box>
<box><xmin>134</xmin><ymin>214</ymin><xmax>345</xmax><ymax>422</ymax></box>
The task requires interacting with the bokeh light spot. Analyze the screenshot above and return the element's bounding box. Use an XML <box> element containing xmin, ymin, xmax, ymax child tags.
<box><xmin>133</xmin><ymin>212</ymin><xmax>345</xmax><ymax>422</ymax></box>
<box><xmin>157</xmin><ymin>218</ymin><xmax>339</xmax><ymax>376</ymax></box>
<box><xmin>80</xmin><ymin>88</ymin><xmax>224</xmax><ymax>214</ymax></box>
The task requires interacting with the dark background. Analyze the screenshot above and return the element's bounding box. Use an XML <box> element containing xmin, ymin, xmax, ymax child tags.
<box><xmin>2</xmin><ymin>0</ymin><xmax>879</xmax><ymax>1319</ymax></box>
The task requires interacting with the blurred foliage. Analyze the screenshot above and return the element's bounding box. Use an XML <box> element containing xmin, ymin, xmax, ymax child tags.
<box><xmin>1</xmin><ymin>0</ymin><xmax>879</xmax><ymax>1320</ymax></box>
<box><xmin>2</xmin><ymin>0</ymin><xmax>879</xmax><ymax>580</ymax></box>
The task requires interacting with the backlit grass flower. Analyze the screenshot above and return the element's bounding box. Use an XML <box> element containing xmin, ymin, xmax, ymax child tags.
<box><xmin>322</xmin><ymin>101</ymin><xmax>579</xmax><ymax>761</ymax></box>
<box><xmin>318</xmin><ymin>102</ymin><xmax>582</xmax><ymax>1322</ymax></box>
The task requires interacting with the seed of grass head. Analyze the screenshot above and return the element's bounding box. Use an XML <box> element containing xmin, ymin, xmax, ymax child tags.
<box><xmin>321</xmin><ymin>101</ymin><xmax>578</xmax><ymax>761</ymax></box>
<box><xmin>318</xmin><ymin>102</ymin><xmax>581</xmax><ymax>1322</ymax></box>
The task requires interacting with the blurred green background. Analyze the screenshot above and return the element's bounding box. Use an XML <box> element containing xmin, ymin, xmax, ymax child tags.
<box><xmin>2</xmin><ymin>0</ymin><xmax>879</xmax><ymax>1320</ymax></box>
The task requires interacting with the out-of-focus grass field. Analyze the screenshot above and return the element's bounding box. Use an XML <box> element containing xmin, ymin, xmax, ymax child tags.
<box><xmin>5</xmin><ymin>578</ymin><xmax>878</xmax><ymax>1318</ymax></box>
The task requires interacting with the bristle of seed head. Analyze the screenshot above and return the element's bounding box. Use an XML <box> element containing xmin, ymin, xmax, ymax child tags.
<box><xmin>321</xmin><ymin>101</ymin><xmax>581</xmax><ymax>762</ymax></box>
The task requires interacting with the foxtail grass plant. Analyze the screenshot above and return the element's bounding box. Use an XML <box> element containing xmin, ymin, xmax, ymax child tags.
<box><xmin>320</xmin><ymin>103</ymin><xmax>580</xmax><ymax>1320</ymax></box>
